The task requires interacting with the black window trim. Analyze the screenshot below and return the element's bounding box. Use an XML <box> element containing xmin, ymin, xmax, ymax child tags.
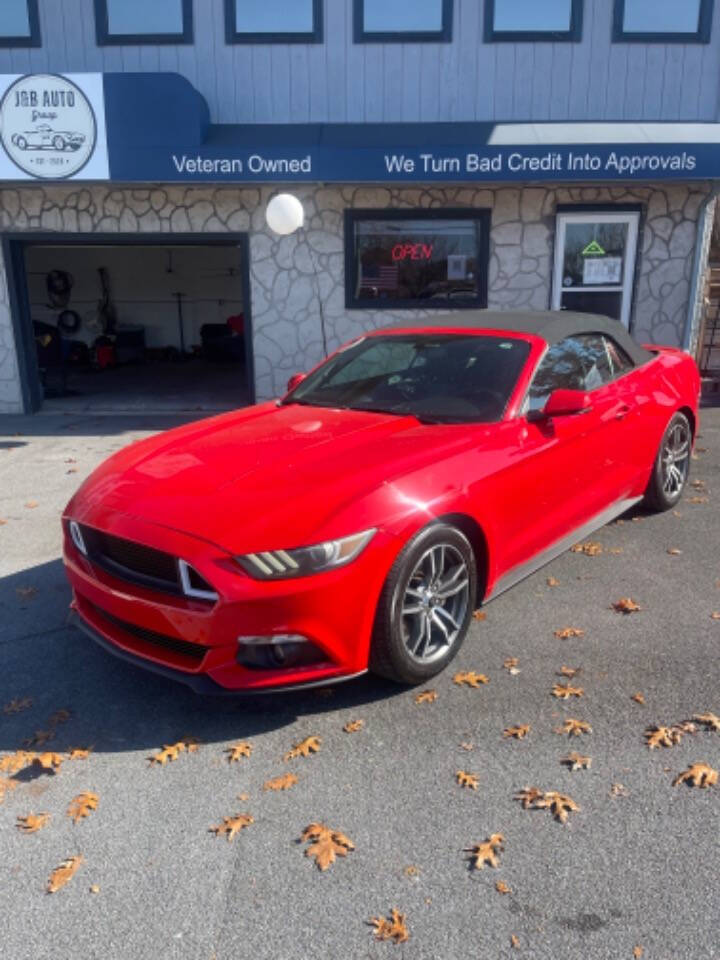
<box><xmin>225</xmin><ymin>0</ymin><xmax>323</xmax><ymax>44</ymax></box>
<box><xmin>94</xmin><ymin>0</ymin><xmax>194</xmax><ymax>45</ymax></box>
<box><xmin>344</xmin><ymin>207</ymin><xmax>490</xmax><ymax>311</ymax></box>
<box><xmin>485</xmin><ymin>0</ymin><xmax>583</xmax><ymax>42</ymax></box>
<box><xmin>353</xmin><ymin>0</ymin><xmax>453</xmax><ymax>43</ymax></box>
<box><xmin>0</xmin><ymin>0</ymin><xmax>40</xmax><ymax>47</ymax></box>
<box><xmin>612</xmin><ymin>0</ymin><xmax>713</xmax><ymax>43</ymax></box>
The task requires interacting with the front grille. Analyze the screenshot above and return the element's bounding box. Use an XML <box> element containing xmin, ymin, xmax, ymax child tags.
<box><xmin>91</xmin><ymin>604</ymin><xmax>207</xmax><ymax>662</ymax></box>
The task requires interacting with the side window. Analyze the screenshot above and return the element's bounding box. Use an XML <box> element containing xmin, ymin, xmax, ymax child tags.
<box><xmin>527</xmin><ymin>335</ymin><xmax>613</xmax><ymax>411</ymax></box>
<box><xmin>604</xmin><ymin>336</ymin><xmax>635</xmax><ymax>378</ymax></box>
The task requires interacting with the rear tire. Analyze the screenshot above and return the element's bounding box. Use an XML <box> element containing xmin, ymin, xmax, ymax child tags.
<box><xmin>643</xmin><ymin>411</ymin><xmax>691</xmax><ymax>512</ymax></box>
<box><xmin>370</xmin><ymin>523</ymin><xmax>477</xmax><ymax>684</ymax></box>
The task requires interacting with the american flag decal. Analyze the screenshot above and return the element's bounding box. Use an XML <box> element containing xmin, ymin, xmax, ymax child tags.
<box><xmin>360</xmin><ymin>263</ymin><xmax>399</xmax><ymax>291</ymax></box>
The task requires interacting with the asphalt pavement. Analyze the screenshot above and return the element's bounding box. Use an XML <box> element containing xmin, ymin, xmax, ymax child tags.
<box><xmin>0</xmin><ymin>409</ymin><xmax>718</xmax><ymax>960</ymax></box>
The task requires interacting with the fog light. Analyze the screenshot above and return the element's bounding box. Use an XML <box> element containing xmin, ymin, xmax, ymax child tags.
<box><xmin>236</xmin><ymin>634</ymin><xmax>324</xmax><ymax>670</ymax></box>
<box><xmin>69</xmin><ymin>520</ymin><xmax>87</xmax><ymax>556</ymax></box>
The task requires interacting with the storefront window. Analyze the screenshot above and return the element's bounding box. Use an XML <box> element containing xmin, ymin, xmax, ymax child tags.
<box><xmin>354</xmin><ymin>0</ymin><xmax>453</xmax><ymax>42</ymax></box>
<box><xmin>95</xmin><ymin>0</ymin><xmax>193</xmax><ymax>44</ymax></box>
<box><xmin>345</xmin><ymin>211</ymin><xmax>489</xmax><ymax>309</ymax></box>
<box><xmin>486</xmin><ymin>0</ymin><xmax>582</xmax><ymax>41</ymax></box>
<box><xmin>227</xmin><ymin>0</ymin><xmax>322</xmax><ymax>42</ymax></box>
<box><xmin>613</xmin><ymin>0</ymin><xmax>712</xmax><ymax>41</ymax></box>
<box><xmin>0</xmin><ymin>0</ymin><xmax>39</xmax><ymax>47</ymax></box>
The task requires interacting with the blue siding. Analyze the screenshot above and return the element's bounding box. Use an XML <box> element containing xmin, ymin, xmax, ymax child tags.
<box><xmin>0</xmin><ymin>0</ymin><xmax>718</xmax><ymax>123</ymax></box>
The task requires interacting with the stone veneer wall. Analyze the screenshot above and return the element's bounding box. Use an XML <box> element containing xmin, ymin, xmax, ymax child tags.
<box><xmin>0</xmin><ymin>181</ymin><xmax>711</xmax><ymax>412</ymax></box>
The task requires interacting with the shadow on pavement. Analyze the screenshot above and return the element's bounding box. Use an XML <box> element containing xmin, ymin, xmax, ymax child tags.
<box><xmin>0</xmin><ymin>411</ymin><xmax>206</xmax><ymax>440</ymax></box>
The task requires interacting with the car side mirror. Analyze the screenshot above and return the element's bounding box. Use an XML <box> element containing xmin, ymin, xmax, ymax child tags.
<box><xmin>286</xmin><ymin>372</ymin><xmax>307</xmax><ymax>393</ymax></box>
<box><xmin>540</xmin><ymin>389</ymin><xmax>592</xmax><ymax>418</ymax></box>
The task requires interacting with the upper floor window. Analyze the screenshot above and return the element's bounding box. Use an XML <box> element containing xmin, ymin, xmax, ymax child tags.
<box><xmin>0</xmin><ymin>0</ymin><xmax>40</xmax><ymax>47</ymax></box>
<box><xmin>226</xmin><ymin>0</ymin><xmax>323</xmax><ymax>43</ymax></box>
<box><xmin>613</xmin><ymin>0</ymin><xmax>713</xmax><ymax>42</ymax></box>
<box><xmin>485</xmin><ymin>0</ymin><xmax>583</xmax><ymax>42</ymax></box>
<box><xmin>354</xmin><ymin>0</ymin><xmax>453</xmax><ymax>43</ymax></box>
<box><xmin>95</xmin><ymin>0</ymin><xmax>193</xmax><ymax>45</ymax></box>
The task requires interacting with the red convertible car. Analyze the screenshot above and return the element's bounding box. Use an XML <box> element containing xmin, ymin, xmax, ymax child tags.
<box><xmin>63</xmin><ymin>311</ymin><xmax>699</xmax><ymax>693</ymax></box>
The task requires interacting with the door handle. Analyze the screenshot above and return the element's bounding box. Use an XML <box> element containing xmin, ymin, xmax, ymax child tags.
<box><xmin>614</xmin><ymin>404</ymin><xmax>631</xmax><ymax>420</ymax></box>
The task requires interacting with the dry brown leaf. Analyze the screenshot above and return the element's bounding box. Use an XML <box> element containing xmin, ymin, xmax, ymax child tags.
<box><xmin>644</xmin><ymin>725</ymin><xmax>683</xmax><ymax>749</ymax></box>
<box><xmin>495</xmin><ymin>880</ymin><xmax>512</xmax><ymax>894</ymax></box>
<box><xmin>48</xmin><ymin>708</ymin><xmax>71</xmax><ymax>727</ymax></box>
<box><xmin>552</xmin><ymin>682</ymin><xmax>584</xmax><ymax>700</ymax></box>
<box><xmin>300</xmin><ymin>822</ymin><xmax>355</xmax><ymax>870</ymax></box>
<box><xmin>343</xmin><ymin>719</ymin><xmax>365</xmax><ymax>733</ymax></box>
<box><xmin>686</xmin><ymin>495</ymin><xmax>709</xmax><ymax>504</ymax></box>
<box><xmin>547</xmin><ymin>576</ymin><xmax>560</xmax><ymax>587</ymax></box>
<box><xmin>284</xmin><ymin>735</ymin><xmax>321</xmax><ymax>761</ymax></box>
<box><xmin>571</xmin><ymin>540</ymin><xmax>603</xmax><ymax>556</ymax></box>
<box><xmin>633</xmin><ymin>947</ymin><xmax>644</xmax><ymax>959</ymax></box>
<box><xmin>465</xmin><ymin>833</ymin><xmax>504</xmax><ymax>869</ymax></box>
<box><xmin>148</xmin><ymin>743</ymin><xmax>183</xmax><ymax>765</ymax></box>
<box><xmin>369</xmin><ymin>908</ymin><xmax>409</xmax><ymax>944</ymax></box>
<box><xmin>225</xmin><ymin>741</ymin><xmax>252</xmax><ymax>763</ymax></box>
<box><xmin>515</xmin><ymin>786</ymin><xmax>544</xmax><ymax>808</ymax></box>
<box><xmin>672</xmin><ymin>762</ymin><xmax>718</xmax><ymax>788</ymax></box>
<box><xmin>503</xmin><ymin>657</ymin><xmax>519</xmax><ymax>669</ymax></box>
<box><xmin>511</xmin><ymin>934</ymin><xmax>520</xmax><ymax>949</ymax></box>
<box><xmin>16</xmin><ymin>812</ymin><xmax>50</xmax><ymax>833</ymax></box>
<box><xmin>24</xmin><ymin>729</ymin><xmax>54</xmax><ymax>748</ymax></box>
<box><xmin>414</xmin><ymin>689</ymin><xmax>437</xmax><ymax>704</ymax></box>
<box><xmin>554</xmin><ymin>627</ymin><xmax>585</xmax><ymax>639</ymax></box>
<box><xmin>0</xmin><ymin>777</ymin><xmax>19</xmax><ymax>803</ymax></box>
<box><xmin>210</xmin><ymin>814</ymin><xmax>254</xmax><ymax>841</ymax></box>
<box><xmin>32</xmin><ymin>752</ymin><xmax>63</xmax><ymax>772</ymax></box>
<box><xmin>47</xmin><ymin>855</ymin><xmax>83</xmax><ymax>893</ymax></box>
<box><xmin>67</xmin><ymin>791</ymin><xmax>99</xmax><ymax>824</ymax></box>
<box><xmin>667</xmin><ymin>548</ymin><xmax>682</xmax><ymax>556</ymax></box>
<box><xmin>503</xmin><ymin>724</ymin><xmax>530</xmax><ymax>740</ymax></box>
<box><xmin>456</xmin><ymin>770</ymin><xmax>479</xmax><ymax>790</ymax></box>
<box><xmin>453</xmin><ymin>671</ymin><xmax>489</xmax><ymax>688</ymax></box>
<box><xmin>559</xmin><ymin>665</ymin><xmax>581</xmax><ymax>678</ymax></box>
<box><xmin>0</xmin><ymin>750</ymin><xmax>34</xmax><ymax>775</ymax></box>
<box><xmin>555</xmin><ymin>718</ymin><xmax>592</xmax><ymax>737</ymax></box>
<box><xmin>263</xmin><ymin>773</ymin><xmax>298</xmax><ymax>791</ymax></box>
<box><xmin>535</xmin><ymin>790</ymin><xmax>580</xmax><ymax>823</ymax></box>
<box><xmin>561</xmin><ymin>752</ymin><xmax>591</xmax><ymax>771</ymax></box>
<box><xmin>68</xmin><ymin>747</ymin><xmax>92</xmax><ymax>760</ymax></box>
<box><xmin>711</xmin><ymin>612</ymin><xmax>720</xmax><ymax>620</ymax></box>
<box><xmin>89</xmin><ymin>884</ymin><xmax>100</xmax><ymax>894</ymax></box>
<box><xmin>610</xmin><ymin>782</ymin><xmax>628</xmax><ymax>797</ymax></box>
<box><xmin>609</xmin><ymin>547</ymin><xmax>624</xmax><ymax>555</ymax></box>
<box><xmin>24</xmin><ymin>500</ymin><xmax>39</xmax><ymax>509</ymax></box>
<box><xmin>3</xmin><ymin>696</ymin><xmax>32</xmax><ymax>714</ymax></box>
<box><xmin>403</xmin><ymin>865</ymin><xmax>420</xmax><ymax>877</ymax></box>
<box><xmin>613</xmin><ymin>597</ymin><xmax>641</xmax><ymax>613</ymax></box>
<box><xmin>472</xmin><ymin>610</ymin><xmax>487</xmax><ymax>621</ymax></box>
<box><xmin>0</xmin><ymin>517</ymin><xmax>6</xmax><ymax>525</ymax></box>
<box><xmin>694</xmin><ymin>712</ymin><xmax>720</xmax><ymax>732</ymax></box>
<box><xmin>631</xmin><ymin>693</ymin><xmax>645</xmax><ymax>705</ymax></box>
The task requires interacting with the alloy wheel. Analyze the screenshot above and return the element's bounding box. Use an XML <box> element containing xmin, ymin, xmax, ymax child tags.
<box><xmin>400</xmin><ymin>543</ymin><xmax>470</xmax><ymax>664</ymax></box>
<box><xmin>661</xmin><ymin>419</ymin><xmax>690</xmax><ymax>497</ymax></box>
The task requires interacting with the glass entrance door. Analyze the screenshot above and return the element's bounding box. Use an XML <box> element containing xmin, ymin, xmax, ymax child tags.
<box><xmin>551</xmin><ymin>212</ymin><xmax>640</xmax><ymax>328</ymax></box>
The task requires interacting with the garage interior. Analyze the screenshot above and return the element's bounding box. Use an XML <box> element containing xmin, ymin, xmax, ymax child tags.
<box><xmin>22</xmin><ymin>241</ymin><xmax>251</xmax><ymax>413</ymax></box>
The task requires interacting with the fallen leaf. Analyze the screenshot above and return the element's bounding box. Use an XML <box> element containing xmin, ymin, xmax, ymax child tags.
<box><xmin>456</xmin><ymin>770</ymin><xmax>479</xmax><ymax>790</ymax></box>
<box><xmin>68</xmin><ymin>747</ymin><xmax>92</xmax><ymax>760</ymax></box>
<box><xmin>631</xmin><ymin>693</ymin><xmax>645</xmax><ymax>705</ymax></box>
<box><xmin>503</xmin><ymin>657</ymin><xmax>519</xmax><ymax>669</ymax></box>
<box><xmin>613</xmin><ymin>598</ymin><xmax>641</xmax><ymax>614</ymax></box>
<box><xmin>633</xmin><ymin>947</ymin><xmax>644</xmax><ymax>959</ymax></box>
<box><xmin>571</xmin><ymin>541</ymin><xmax>603</xmax><ymax>556</ymax></box>
<box><xmin>300</xmin><ymin>822</ymin><xmax>355</xmax><ymax>870</ymax></box>
<box><xmin>694</xmin><ymin>712</ymin><xmax>720</xmax><ymax>732</ymax></box>
<box><xmin>369</xmin><ymin>908</ymin><xmax>409</xmax><ymax>944</ymax></box>
<box><xmin>3</xmin><ymin>696</ymin><xmax>32</xmax><ymax>714</ymax></box>
<box><xmin>89</xmin><ymin>884</ymin><xmax>100</xmax><ymax>894</ymax></box>
<box><xmin>533</xmin><ymin>790</ymin><xmax>580</xmax><ymax>823</ymax></box>
<box><xmin>495</xmin><ymin>880</ymin><xmax>512</xmax><ymax>894</ymax></box>
<box><xmin>284</xmin><ymin>735</ymin><xmax>322</xmax><ymax>761</ymax></box>
<box><xmin>460</xmin><ymin>741</ymin><xmax>474</xmax><ymax>751</ymax></box>
<box><xmin>711</xmin><ymin>612</ymin><xmax>720</xmax><ymax>620</ymax></box>
<box><xmin>403</xmin><ymin>865</ymin><xmax>420</xmax><ymax>877</ymax></box>
<box><xmin>561</xmin><ymin>752</ymin><xmax>591</xmax><ymax>771</ymax></box>
<box><xmin>24</xmin><ymin>500</ymin><xmax>39</xmax><ymax>509</ymax></box>
<box><xmin>0</xmin><ymin>777</ymin><xmax>20</xmax><ymax>803</ymax></box>
<box><xmin>0</xmin><ymin>750</ymin><xmax>35</xmax><ymax>775</ymax></box>
<box><xmin>47</xmin><ymin>855</ymin><xmax>84</xmax><ymax>893</ymax></box>
<box><xmin>225</xmin><ymin>741</ymin><xmax>252</xmax><ymax>763</ymax></box>
<box><xmin>672</xmin><ymin>762</ymin><xmax>718</xmax><ymax>788</ymax></box>
<box><xmin>472</xmin><ymin>610</ymin><xmax>487</xmax><ymax>621</ymax></box>
<box><xmin>67</xmin><ymin>791</ymin><xmax>99</xmax><ymax>824</ymax></box>
<box><xmin>609</xmin><ymin>547</ymin><xmax>624</xmax><ymax>555</ymax></box>
<box><xmin>263</xmin><ymin>773</ymin><xmax>298</xmax><ymax>791</ymax></box>
<box><xmin>414</xmin><ymin>690</ymin><xmax>437</xmax><ymax>704</ymax></box>
<box><xmin>547</xmin><ymin>576</ymin><xmax>560</xmax><ymax>587</ymax></box>
<box><xmin>554</xmin><ymin>627</ymin><xmax>585</xmax><ymax>639</ymax></box>
<box><xmin>503</xmin><ymin>724</ymin><xmax>530</xmax><ymax>740</ymax></box>
<box><xmin>515</xmin><ymin>786</ymin><xmax>544</xmax><ymax>808</ymax></box>
<box><xmin>66</xmin><ymin>468</ymin><xmax>78</xmax><ymax>474</ymax></box>
<box><xmin>675</xmin><ymin>720</ymin><xmax>697</xmax><ymax>734</ymax></box>
<box><xmin>645</xmin><ymin>725</ymin><xmax>683</xmax><ymax>749</ymax></box>
<box><xmin>511</xmin><ymin>934</ymin><xmax>520</xmax><ymax>949</ymax></box>
<box><xmin>48</xmin><ymin>709</ymin><xmax>71</xmax><ymax>727</ymax></box>
<box><xmin>558</xmin><ymin>665</ymin><xmax>581</xmax><ymax>678</ymax></box>
<box><xmin>611</xmin><ymin>782</ymin><xmax>628</xmax><ymax>797</ymax></box>
<box><xmin>0</xmin><ymin>518</ymin><xmax>7</xmax><ymax>525</ymax></box>
<box><xmin>465</xmin><ymin>833</ymin><xmax>504</xmax><ymax>869</ymax></box>
<box><xmin>23</xmin><ymin>729</ymin><xmax>54</xmax><ymax>748</ymax></box>
<box><xmin>17</xmin><ymin>812</ymin><xmax>50</xmax><ymax>833</ymax></box>
<box><xmin>148</xmin><ymin>737</ymin><xmax>198</xmax><ymax>765</ymax></box>
<box><xmin>555</xmin><ymin>718</ymin><xmax>592</xmax><ymax>737</ymax></box>
<box><xmin>691</xmin><ymin>478</ymin><xmax>706</xmax><ymax>488</ymax></box>
<box><xmin>343</xmin><ymin>719</ymin><xmax>364</xmax><ymax>733</ymax></box>
<box><xmin>210</xmin><ymin>814</ymin><xmax>254</xmax><ymax>841</ymax></box>
<box><xmin>667</xmin><ymin>548</ymin><xmax>682</xmax><ymax>556</ymax></box>
<box><xmin>686</xmin><ymin>495</ymin><xmax>709</xmax><ymax>504</ymax></box>
<box><xmin>32</xmin><ymin>752</ymin><xmax>63</xmax><ymax>772</ymax></box>
<box><xmin>552</xmin><ymin>682</ymin><xmax>584</xmax><ymax>700</ymax></box>
<box><xmin>453</xmin><ymin>671</ymin><xmax>489</xmax><ymax>688</ymax></box>
<box><xmin>15</xmin><ymin>586</ymin><xmax>38</xmax><ymax>600</ymax></box>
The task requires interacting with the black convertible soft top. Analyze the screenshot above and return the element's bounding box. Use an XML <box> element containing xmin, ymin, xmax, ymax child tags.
<box><xmin>382</xmin><ymin>310</ymin><xmax>653</xmax><ymax>367</ymax></box>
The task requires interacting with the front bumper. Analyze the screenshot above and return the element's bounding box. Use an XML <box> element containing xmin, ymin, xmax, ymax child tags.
<box><xmin>63</xmin><ymin>510</ymin><xmax>396</xmax><ymax>692</ymax></box>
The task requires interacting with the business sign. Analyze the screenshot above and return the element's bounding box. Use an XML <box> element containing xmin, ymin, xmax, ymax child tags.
<box><xmin>0</xmin><ymin>73</ymin><xmax>108</xmax><ymax>181</ymax></box>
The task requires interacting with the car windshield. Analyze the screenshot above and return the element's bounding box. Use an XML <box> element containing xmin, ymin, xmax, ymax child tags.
<box><xmin>284</xmin><ymin>334</ymin><xmax>530</xmax><ymax>423</ymax></box>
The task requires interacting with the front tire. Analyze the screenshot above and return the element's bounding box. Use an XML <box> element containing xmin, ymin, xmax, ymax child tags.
<box><xmin>643</xmin><ymin>411</ymin><xmax>692</xmax><ymax>512</ymax></box>
<box><xmin>370</xmin><ymin>523</ymin><xmax>477</xmax><ymax>684</ymax></box>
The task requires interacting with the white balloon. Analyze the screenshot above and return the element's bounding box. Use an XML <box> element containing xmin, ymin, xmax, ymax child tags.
<box><xmin>265</xmin><ymin>193</ymin><xmax>305</xmax><ymax>235</ymax></box>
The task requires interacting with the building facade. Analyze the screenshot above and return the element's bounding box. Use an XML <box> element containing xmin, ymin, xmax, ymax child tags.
<box><xmin>0</xmin><ymin>0</ymin><xmax>718</xmax><ymax>414</ymax></box>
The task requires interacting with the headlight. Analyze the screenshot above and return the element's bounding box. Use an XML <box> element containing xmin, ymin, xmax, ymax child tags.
<box><xmin>236</xmin><ymin>529</ymin><xmax>376</xmax><ymax>580</ymax></box>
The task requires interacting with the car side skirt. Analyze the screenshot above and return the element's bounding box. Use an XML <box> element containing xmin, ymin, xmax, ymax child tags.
<box><xmin>486</xmin><ymin>495</ymin><xmax>643</xmax><ymax>602</ymax></box>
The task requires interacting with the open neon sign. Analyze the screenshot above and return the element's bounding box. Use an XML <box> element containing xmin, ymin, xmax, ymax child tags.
<box><xmin>391</xmin><ymin>242</ymin><xmax>434</xmax><ymax>261</ymax></box>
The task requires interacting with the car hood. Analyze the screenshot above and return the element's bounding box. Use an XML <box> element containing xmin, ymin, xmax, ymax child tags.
<box><xmin>68</xmin><ymin>402</ymin><xmax>481</xmax><ymax>552</ymax></box>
